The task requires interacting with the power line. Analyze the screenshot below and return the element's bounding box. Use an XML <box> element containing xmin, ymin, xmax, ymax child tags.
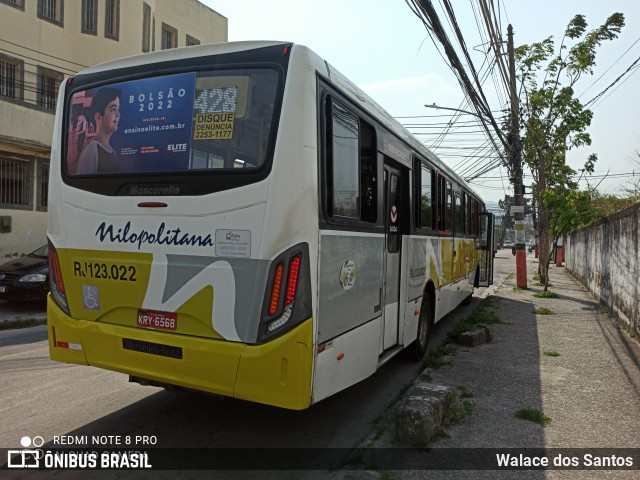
<box><xmin>405</xmin><ymin>0</ymin><xmax>512</xmax><ymax>183</ymax></box>
<box><xmin>578</xmin><ymin>34</ymin><xmax>640</xmax><ymax>98</ymax></box>
<box><xmin>584</xmin><ymin>54</ymin><xmax>640</xmax><ymax>107</ymax></box>
<box><xmin>0</xmin><ymin>36</ymin><xmax>89</xmax><ymax>70</ymax></box>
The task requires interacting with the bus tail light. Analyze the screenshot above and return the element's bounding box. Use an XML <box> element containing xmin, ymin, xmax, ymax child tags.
<box><xmin>48</xmin><ymin>239</ymin><xmax>70</xmax><ymax>316</ymax></box>
<box><xmin>285</xmin><ymin>255</ymin><xmax>301</xmax><ymax>305</ymax></box>
<box><xmin>260</xmin><ymin>244</ymin><xmax>311</xmax><ymax>341</ymax></box>
<box><xmin>268</xmin><ymin>263</ymin><xmax>284</xmax><ymax>316</ymax></box>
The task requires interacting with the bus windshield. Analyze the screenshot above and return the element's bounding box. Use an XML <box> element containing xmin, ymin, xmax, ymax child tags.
<box><xmin>66</xmin><ymin>68</ymin><xmax>279</xmax><ymax>176</ymax></box>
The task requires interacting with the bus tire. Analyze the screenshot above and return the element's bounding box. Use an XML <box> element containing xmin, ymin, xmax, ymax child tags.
<box><xmin>405</xmin><ymin>292</ymin><xmax>433</xmax><ymax>361</ymax></box>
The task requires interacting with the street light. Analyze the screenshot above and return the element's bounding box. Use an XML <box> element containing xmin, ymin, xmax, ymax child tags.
<box><xmin>424</xmin><ymin>103</ymin><xmax>490</xmax><ymax>121</ymax></box>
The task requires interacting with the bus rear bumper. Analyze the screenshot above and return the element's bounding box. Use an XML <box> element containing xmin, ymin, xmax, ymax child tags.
<box><xmin>47</xmin><ymin>297</ymin><xmax>313</xmax><ymax>410</ymax></box>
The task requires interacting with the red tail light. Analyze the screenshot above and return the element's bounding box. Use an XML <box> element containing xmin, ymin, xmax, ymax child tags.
<box><xmin>52</xmin><ymin>250</ymin><xmax>65</xmax><ymax>294</ymax></box>
<box><xmin>261</xmin><ymin>244</ymin><xmax>310</xmax><ymax>340</ymax></box>
<box><xmin>269</xmin><ymin>263</ymin><xmax>284</xmax><ymax>316</ymax></box>
<box><xmin>48</xmin><ymin>240</ymin><xmax>70</xmax><ymax>315</ymax></box>
<box><xmin>285</xmin><ymin>255</ymin><xmax>301</xmax><ymax>305</ymax></box>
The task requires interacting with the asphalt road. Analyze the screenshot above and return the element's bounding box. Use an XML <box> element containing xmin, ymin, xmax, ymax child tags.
<box><xmin>0</xmin><ymin>253</ymin><xmax>515</xmax><ymax>478</ymax></box>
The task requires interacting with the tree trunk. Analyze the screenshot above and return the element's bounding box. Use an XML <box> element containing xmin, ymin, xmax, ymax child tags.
<box><xmin>537</xmin><ymin>200</ymin><xmax>551</xmax><ymax>290</ymax></box>
<box><xmin>537</xmin><ymin>151</ymin><xmax>550</xmax><ymax>290</ymax></box>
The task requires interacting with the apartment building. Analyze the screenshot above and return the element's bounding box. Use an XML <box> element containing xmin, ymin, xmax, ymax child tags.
<box><xmin>0</xmin><ymin>0</ymin><xmax>227</xmax><ymax>258</ymax></box>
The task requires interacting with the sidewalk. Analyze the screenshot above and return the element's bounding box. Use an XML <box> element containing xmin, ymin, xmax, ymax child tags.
<box><xmin>340</xmin><ymin>254</ymin><xmax>640</xmax><ymax>479</ymax></box>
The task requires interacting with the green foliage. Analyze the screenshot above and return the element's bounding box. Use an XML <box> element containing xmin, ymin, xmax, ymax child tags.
<box><xmin>543</xmin><ymin>187</ymin><xmax>598</xmax><ymax>236</ymax></box>
<box><xmin>432</xmin><ymin>388</ymin><xmax>477</xmax><ymax>442</ymax></box>
<box><xmin>589</xmin><ymin>190</ymin><xmax>640</xmax><ymax>219</ymax></box>
<box><xmin>420</xmin><ymin>372</ymin><xmax>433</xmax><ymax>382</ymax></box>
<box><xmin>515</xmin><ymin>407</ymin><xmax>552</xmax><ymax>426</ymax></box>
<box><xmin>423</xmin><ymin>344</ymin><xmax>457</xmax><ymax>369</ymax></box>
<box><xmin>443</xmin><ymin>390</ymin><xmax>476</xmax><ymax>426</ymax></box>
<box><xmin>544</xmin><ymin>351</ymin><xmax>561</xmax><ymax>357</ymax></box>
<box><xmin>446</xmin><ymin>320</ymin><xmax>474</xmax><ymax>344</ymax></box>
<box><xmin>445</xmin><ymin>296</ymin><xmax>501</xmax><ymax>344</ymax></box>
<box><xmin>534</xmin><ymin>291</ymin><xmax>559</xmax><ymax>298</ymax></box>
<box><xmin>516</xmin><ymin>13</ymin><xmax>625</xmax><ymax>284</ymax></box>
<box><xmin>534</xmin><ymin>307</ymin><xmax>555</xmax><ymax>315</ymax></box>
<box><xmin>379</xmin><ymin>472</ymin><xmax>401</xmax><ymax>480</ymax></box>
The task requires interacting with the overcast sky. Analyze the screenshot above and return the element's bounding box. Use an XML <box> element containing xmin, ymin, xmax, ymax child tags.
<box><xmin>204</xmin><ymin>0</ymin><xmax>640</xmax><ymax>204</ymax></box>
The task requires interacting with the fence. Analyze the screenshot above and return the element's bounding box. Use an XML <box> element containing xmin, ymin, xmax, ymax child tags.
<box><xmin>565</xmin><ymin>203</ymin><xmax>640</xmax><ymax>338</ymax></box>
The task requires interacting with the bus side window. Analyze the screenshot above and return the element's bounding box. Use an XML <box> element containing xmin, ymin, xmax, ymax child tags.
<box><xmin>437</xmin><ymin>175</ymin><xmax>445</xmax><ymax>231</ymax></box>
<box><xmin>466</xmin><ymin>194</ymin><xmax>473</xmax><ymax>235</ymax></box>
<box><xmin>455</xmin><ymin>192</ymin><xmax>464</xmax><ymax>235</ymax></box>
<box><xmin>325</xmin><ymin>97</ymin><xmax>376</xmax><ymax>224</ymax></box>
<box><xmin>416</xmin><ymin>161</ymin><xmax>433</xmax><ymax>230</ymax></box>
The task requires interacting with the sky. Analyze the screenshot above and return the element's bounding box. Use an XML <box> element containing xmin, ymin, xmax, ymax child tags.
<box><xmin>203</xmin><ymin>0</ymin><xmax>640</xmax><ymax>205</ymax></box>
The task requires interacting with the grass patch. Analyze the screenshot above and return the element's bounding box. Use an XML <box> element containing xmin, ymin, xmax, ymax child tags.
<box><xmin>444</xmin><ymin>394</ymin><xmax>476</xmax><ymax>426</ymax></box>
<box><xmin>543</xmin><ymin>351</ymin><xmax>561</xmax><ymax>357</ymax></box>
<box><xmin>423</xmin><ymin>344</ymin><xmax>457</xmax><ymax>369</ymax></box>
<box><xmin>515</xmin><ymin>407</ymin><xmax>551</xmax><ymax>426</ymax></box>
<box><xmin>445</xmin><ymin>296</ymin><xmax>501</xmax><ymax>344</ymax></box>
<box><xmin>513</xmin><ymin>287</ymin><xmax>525</xmax><ymax>293</ymax></box>
<box><xmin>469</xmin><ymin>309</ymin><xmax>500</xmax><ymax>324</ymax></box>
<box><xmin>379</xmin><ymin>472</ymin><xmax>401</xmax><ymax>480</ymax></box>
<box><xmin>431</xmin><ymin>388</ymin><xmax>477</xmax><ymax>442</ymax></box>
<box><xmin>505</xmin><ymin>273</ymin><xmax>515</xmax><ymax>280</ymax></box>
<box><xmin>445</xmin><ymin>320</ymin><xmax>474</xmax><ymax>344</ymax></box>
<box><xmin>534</xmin><ymin>291</ymin><xmax>559</xmax><ymax>298</ymax></box>
<box><xmin>534</xmin><ymin>307</ymin><xmax>555</xmax><ymax>315</ymax></box>
<box><xmin>456</xmin><ymin>384</ymin><xmax>474</xmax><ymax>399</ymax></box>
<box><xmin>0</xmin><ymin>317</ymin><xmax>46</xmax><ymax>330</ymax></box>
<box><xmin>534</xmin><ymin>282</ymin><xmax>553</xmax><ymax>287</ymax></box>
<box><xmin>420</xmin><ymin>372</ymin><xmax>433</xmax><ymax>382</ymax></box>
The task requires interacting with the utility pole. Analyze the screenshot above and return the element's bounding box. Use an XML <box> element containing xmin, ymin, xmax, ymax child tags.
<box><xmin>507</xmin><ymin>24</ymin><xmax>527</xmax><ymax>288</ymax></box>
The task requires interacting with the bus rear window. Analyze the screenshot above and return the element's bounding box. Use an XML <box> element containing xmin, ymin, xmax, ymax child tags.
<box><xmin>66</xmin><ymin>68</ymin><xmax>279</xmax><ymax>176</ymax></box>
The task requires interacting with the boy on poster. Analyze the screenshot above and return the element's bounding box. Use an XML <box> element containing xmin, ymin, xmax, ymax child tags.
<box><xmin>70</xmin><ymin>73</ymin><xmax>196</xmax><ymax>175</ymax></box>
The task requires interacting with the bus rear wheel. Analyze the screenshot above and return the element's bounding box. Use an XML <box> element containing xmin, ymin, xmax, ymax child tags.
<box><xmin>405</xmin><ymin>293</ymin><xmax>432</xmax><ymax>361</ymax></box>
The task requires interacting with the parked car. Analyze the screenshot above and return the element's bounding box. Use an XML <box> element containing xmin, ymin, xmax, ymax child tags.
<box><xmin>0</xmin><ymin>244</ymin><xmax>49</xmax><ymax>303</ymax></box>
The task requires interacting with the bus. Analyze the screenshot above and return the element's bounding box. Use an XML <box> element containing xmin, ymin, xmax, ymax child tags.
<box><xmin>47</xmin><ymin>41</ymin><xmax>494</xmax><ymax>410</ymax></box>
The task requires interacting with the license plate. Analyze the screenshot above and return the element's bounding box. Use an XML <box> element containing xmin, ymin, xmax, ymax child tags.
<box><xmin>136</xmin><ymin>309</ymin><xmax>177</xmax><ymax>331</ymax></box>
<box><xmin>0</xmin><ymin>286</ymin><xmax>6</xmax><ymax>293</ymax></box>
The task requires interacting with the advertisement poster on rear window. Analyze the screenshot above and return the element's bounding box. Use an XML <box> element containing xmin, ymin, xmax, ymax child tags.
<box><xmin>67</xmin><ymin>72</ymin><xmax>196</xmax><ymax>175</ymax></box>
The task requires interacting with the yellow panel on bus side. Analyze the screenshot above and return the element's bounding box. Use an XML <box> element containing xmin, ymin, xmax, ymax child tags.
<box><xmin>234</xmin><ymin>318</ymin><xmax>313</xmax><ymax>410</ymax></box>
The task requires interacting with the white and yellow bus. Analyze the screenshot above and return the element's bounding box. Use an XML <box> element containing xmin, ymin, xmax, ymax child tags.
<box><xmin>47</xmin><ymin>41</ymin><xmax>494</xmax><ymax>410</ymax></box>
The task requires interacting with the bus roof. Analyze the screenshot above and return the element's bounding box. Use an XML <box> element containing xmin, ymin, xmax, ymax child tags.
<box><xmin>77</xmin><ymin>40</ymin><xmax>291</xmax><ymax>75</ymax></box>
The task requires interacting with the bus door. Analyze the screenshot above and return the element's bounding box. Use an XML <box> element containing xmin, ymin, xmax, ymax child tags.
<box><xmin>478</xmin><ymin>212</ymin><xmax>495</xmax><ymax>287</ymax></box>
<box><xmin>382</xmin><ymin>163</ymin><xmax>404</xmax><ymax>352</ymax></box>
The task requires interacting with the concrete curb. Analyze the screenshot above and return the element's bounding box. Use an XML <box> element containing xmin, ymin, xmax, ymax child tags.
<box><xmin>395</xmin><ymin>383</ymin><xmax>453</xmax><ymax>446</ymax></box>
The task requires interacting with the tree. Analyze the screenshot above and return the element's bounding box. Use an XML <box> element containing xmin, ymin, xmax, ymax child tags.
<box><xmin>516</xmin><ymin>13</ymin><xmax>625</xmax><ymax>287</ymax></box>
<box><xmin>589</xmin><ymin>190</ymin><xmax>639</xmax><ymax>218</ymax></box>
<box><xmin>621</xmin><ymin>148</ymin><xmax>640</xmax><ymax>197</ymax></box>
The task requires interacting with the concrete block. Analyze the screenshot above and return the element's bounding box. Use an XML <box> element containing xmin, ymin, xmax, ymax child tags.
<box><xmin>395</xmin><ymin>384</ymin><xmax>452</xmax><ymax>446</ymax></box>
<box><xmin>458</xmin><ymin>324</ymin><xmax>492</xmax><ymax>347</ymax></box>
